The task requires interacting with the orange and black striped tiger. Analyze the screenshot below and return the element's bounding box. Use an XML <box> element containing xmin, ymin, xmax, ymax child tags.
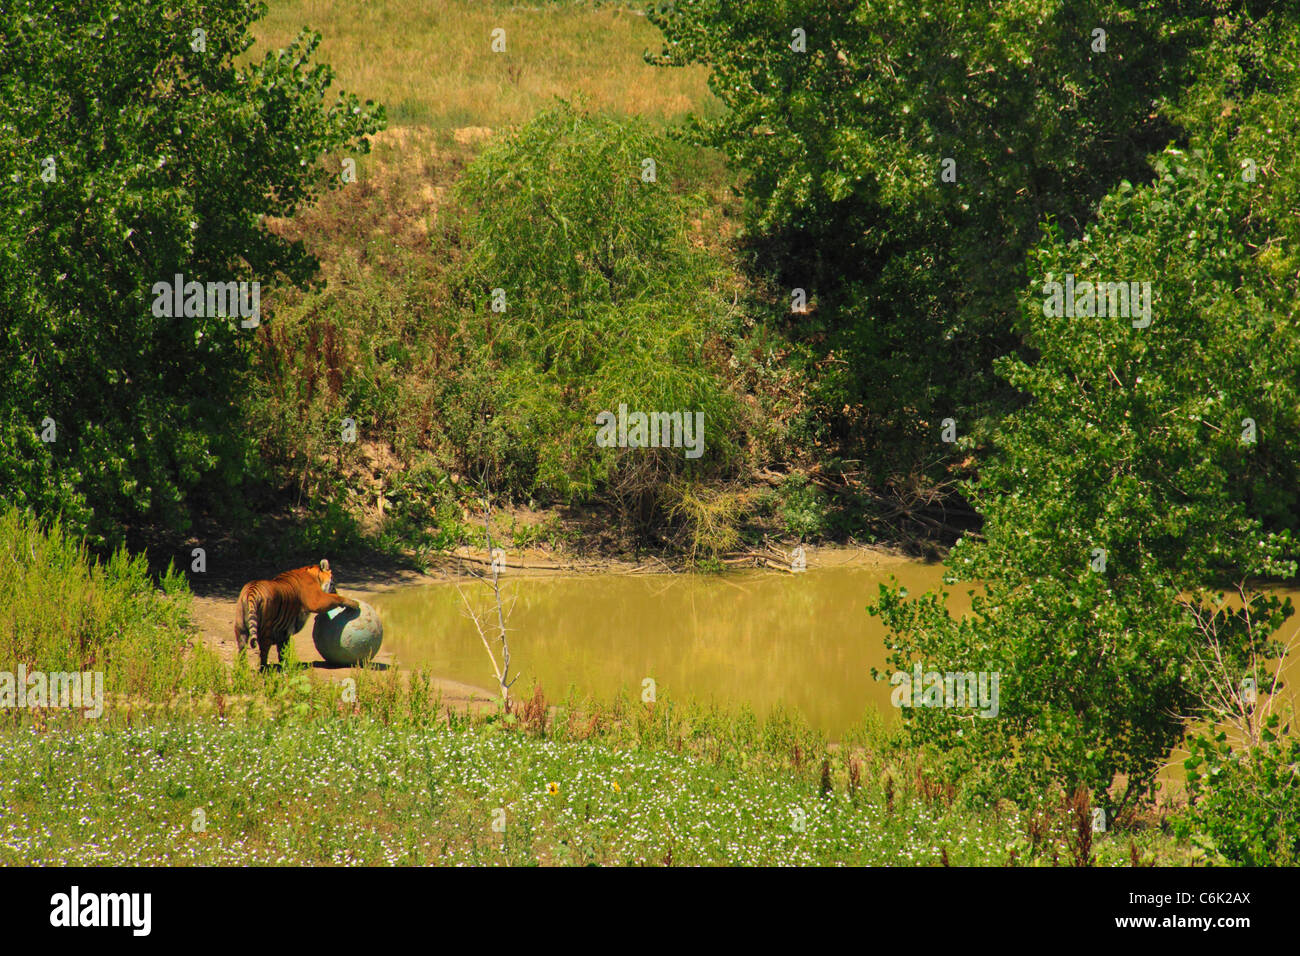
<box><xmin>234</xmin><ymin>559</ymin><xmax>359</xmax><ymax>669</ymax></box>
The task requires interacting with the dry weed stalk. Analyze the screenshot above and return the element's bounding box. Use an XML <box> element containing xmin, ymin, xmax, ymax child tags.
<box><xmin>455</xmin><ymin>498</ymin><xmax>519</xmax><ymax>712</ymax></box>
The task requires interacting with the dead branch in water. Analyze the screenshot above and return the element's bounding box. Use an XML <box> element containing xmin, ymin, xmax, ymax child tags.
<box><xmin>442</xmin><ymin>552</ymin><xmax>605</xmax><ymax>573</ymax></box>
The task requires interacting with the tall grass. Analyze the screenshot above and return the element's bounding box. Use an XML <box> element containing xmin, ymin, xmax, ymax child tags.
<box><xmin>0</xmin><ymin>507</ymin><xmax>195</xmax><ymax>698</ymax></box>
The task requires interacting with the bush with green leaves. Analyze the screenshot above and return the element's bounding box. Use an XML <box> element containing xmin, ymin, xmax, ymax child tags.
<box><xmin>647</xmin><ymin>0</ymin><xmax>1237</xmax><ymax>479</ymax></box>
<box><xmin>453</xmin><ymin>101</ymin><xmax>747</xmax><ymax>520</ymax></box>
<box><xmin>775</xmin><ymin>474</ymin><xmax>828</xmax><ymax>539</ymax></box>
<box><xmin>871</xmin><ymin>16</ymin><xmax>1300</xmax><ymax>816</ymax></box>
<box><xmin>0</xmin><ymin>0</ymin><xmax>383</xmax><ymax>546</ymax></box>
<box><xmin>1175</xmin><ymin>714</ymin><xmax>1300</xmax><ymax>866</ymax></box>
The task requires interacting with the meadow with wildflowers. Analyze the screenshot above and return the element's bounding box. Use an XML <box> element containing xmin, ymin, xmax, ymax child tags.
<box><xmin>0</xmin><ymin>707</ymin><xmax>1192</xmax><ymax>867</ymax></box>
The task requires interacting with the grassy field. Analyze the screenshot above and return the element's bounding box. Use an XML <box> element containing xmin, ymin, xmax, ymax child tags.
<box><xmin>0</xmin><ymin>708</ymin><xmax>1191</xmax><ymax>867</ymax></box>
<box><xmin>251</xmin><ymin>0</ymin><xmax>720</xmax><ymax>133</ymax></box>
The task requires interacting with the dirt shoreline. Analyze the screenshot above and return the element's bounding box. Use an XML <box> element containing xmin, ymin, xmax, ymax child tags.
<box><xmin>188</xmin><ymin>543</ymin><xmax>928</xmax><ymax>708</ymax></box>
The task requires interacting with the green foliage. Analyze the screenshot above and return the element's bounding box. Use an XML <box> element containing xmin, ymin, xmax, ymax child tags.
<box><xmin>248</xmin><ymin>240</ymin><xmax>450</xmax><ymax>497</ymax></box>
<box><xmin>506</xmin><ymin>513</ymin><xmax>570</xmax><ymax>551</ymax></box>
<box><xmin>454</xmin><ymin>101</ymin><xmax>747</xmax><ymax>509</ymax></box>
<box><xmin>248</xmin><ymin>104</ymin><xmax>754</xmax><ymax>551</ymax></box>
<box><xmin>0</xmin><ymin>506</ymin><xmax>194</xmax><ymax>698</ymax></box>
<box><xmin>872</xmin><ymin>14</ymin><xmax>1300</xmax><ymax>815</ymax></box>
<box><xmin>775</xmin><ymin>474</ymin><xmax>828</xmax><ymax>539</ymax></box>
<box><xmin>1176</xmin><ymin>714</ymin><xmax>1300</xmax><ymax>866</ymax></box>
<box><xmin>977</xmin><ymin>147</ymin><xmax>1299</xmax><ymax>589</ymax></box>
<box><xmin>647</xmin><ymin>0</ymin><xmax>1239</xmax><ymax>479</ymax></box>
<box><xmin>459</xmin><ymin>100</ymin><xmax>702</xmax><ymax>328</ymax></box>
<box><xmin>376</xmin><ymin>465</ymin><xmax>470</xmax><ymax>555</ymax></box>
<box><xmin>280</xmin><ymin>499</ymin><xmax>368</xmax><ymax>559</ymax></box>
<box><xmin>661</xmin><ymin>480</ymin><xmax>744</xmax><ymax>561</ymax></box>
<box><xmin>0</xmin><ymin>0</ymin><xmax>383</xmax><ymax>546</ymax></box>
<box><xmin>873</xmin><ymin>575</ymin><xmax>1199</xmax><ymax>818</ymax></box>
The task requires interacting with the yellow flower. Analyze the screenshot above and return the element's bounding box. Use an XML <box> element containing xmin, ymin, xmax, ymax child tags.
<box><xmin>611</xmin><ymin>781</ymin><xmax>621</xmax><ymax>793</ymax></box>
<box><xmin>547</xmin><ymin>781</ymin><xmax>560</xmax><ymax>795</ymax></box>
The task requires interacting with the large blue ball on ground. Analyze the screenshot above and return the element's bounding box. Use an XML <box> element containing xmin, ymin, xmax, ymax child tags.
<box><xmin>312</xmin><ymin>600</ymin><xmax>383</xmax><ymax>665</ymax></box>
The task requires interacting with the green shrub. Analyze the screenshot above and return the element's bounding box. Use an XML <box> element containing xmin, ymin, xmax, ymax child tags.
<box><xmin>281</xmin><ymin>500</ymin><xmax>369</xmax><ymax>559</ymax></box>
<box><xmin>776</xmin><ymin>474</ymin><xmax>828</xmax><ymax>540</ymax></box>
<box><xmin>661</xmin><ymin>480</ymin><xmax>744</xmax><ymax>562</ymax></box>
<box><xmin>376</xmin><ymin>464</ymin><xmax>469</xmax><ymax>555</ymax></box>
<box><xmin>1176</xmin><ymin>714</ymin><xmax>1300</xmax><ymax>866</ymax></box>
<box><xmin>454</xmin><ymin>101</ymin><xmax>748</xmax><ymax>517</ymax></box>
<box><xmin>507</xmin><ymin>514</ymin><xmax>569</xmax><ymax>551</ymax></box>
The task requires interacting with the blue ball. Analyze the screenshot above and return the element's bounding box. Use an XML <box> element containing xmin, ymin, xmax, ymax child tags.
<box><xmin>312</xmin><ymin>600</ymin><xmax>383</xmax><ymax>665</ymax></box>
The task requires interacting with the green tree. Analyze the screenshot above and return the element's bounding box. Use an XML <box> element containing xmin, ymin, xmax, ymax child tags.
<box><xmin>0</xmin><ymin>0</ymin><xmax>383</xmax><ymax>545</ymax></box>
<box><xmin>872</xmin><ymin>11</ymin><xmax>1300</xmax><ymax>815</ymax></box>
<box><xmin>648</xmin><ymin>0</ymin><xmax>1235</xmax><ymax>486</ymax></box>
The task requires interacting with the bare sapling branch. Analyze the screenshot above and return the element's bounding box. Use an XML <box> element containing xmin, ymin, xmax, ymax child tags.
<box><xmin>454</xmin><ymin>494</ymin><xmax>519</xmax><ymax>713</ymax></box>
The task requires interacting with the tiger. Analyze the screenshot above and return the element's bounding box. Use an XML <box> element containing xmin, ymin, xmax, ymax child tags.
<box><xmin>234</xmin><ymin>559</ymin><xmax>360</xmax><ymax>669</ymax></box>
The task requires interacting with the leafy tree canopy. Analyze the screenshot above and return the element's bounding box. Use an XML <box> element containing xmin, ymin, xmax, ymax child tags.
<box><xmin>871</xmin><ymin>7</ymin><xmax>1300</xmax><ymax>811</ymax></box>
<box><xmin>0</xmin><ymin>0</ymin><xmax>383</xmax><ymax>545</ymax></box>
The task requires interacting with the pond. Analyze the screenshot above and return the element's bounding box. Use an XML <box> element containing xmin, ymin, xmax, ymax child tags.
<box><xmin>371</xmin><ymin>551</ymin><xmax>961</xmax><ymax>738</ymax></box>
<box><xmin>370</xmin><ymin>552</ymin><xmax>1299</xmax><ymax>749</ymax></box>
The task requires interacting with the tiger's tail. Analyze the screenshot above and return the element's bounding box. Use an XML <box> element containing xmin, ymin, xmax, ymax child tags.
<box><xmin>235</xmin><ymin>591</ymin><xmax>260</xmax><ymax>651</ymax></box>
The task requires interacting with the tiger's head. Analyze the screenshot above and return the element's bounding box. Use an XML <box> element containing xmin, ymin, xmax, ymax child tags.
<box><xmin>310</xmin><ymin>558</ymin><xmax>337</xmax><ymax>593</ymax></box>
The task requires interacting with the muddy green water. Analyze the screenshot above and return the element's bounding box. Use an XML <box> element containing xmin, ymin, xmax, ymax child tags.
<box><xmin>371</xmin><ymin>554</ymin><xmax>963</xmax><ymax>738</ymax></box>
<box><xmin>370</xmin><ymin>555</ymin><xmax>1299</xmax><ymax>746</ymax></box>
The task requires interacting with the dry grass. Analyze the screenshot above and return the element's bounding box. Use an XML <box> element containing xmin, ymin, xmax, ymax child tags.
<box><xmin>252</xmin><ymin>0</ymin><xmax>719</xmax><ymax>135</ymax></box>
<box><xmin>253</xmin><ymin>0</ymin><xmax>734</xmax><ymax>285</ymax></box>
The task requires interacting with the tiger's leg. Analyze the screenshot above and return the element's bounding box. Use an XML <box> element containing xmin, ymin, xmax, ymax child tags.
<box><xmin>302</xmin><ymin>589</ymin><xmax>360</xmax><ymax>613</ymax></box>
<box><xmin>234</xmin><ymin>596</ymin><xmax>248</xmax><ymax>653</ymax></box>
<box><xmin>236</xmin><ymin>600</ymin><xmax>261</xmax><ymax>664</ymax></box>
<box><xmin>259</xmin><ymin>637</ymin><xmax>271</xmax><ymax>670</ymax></box>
